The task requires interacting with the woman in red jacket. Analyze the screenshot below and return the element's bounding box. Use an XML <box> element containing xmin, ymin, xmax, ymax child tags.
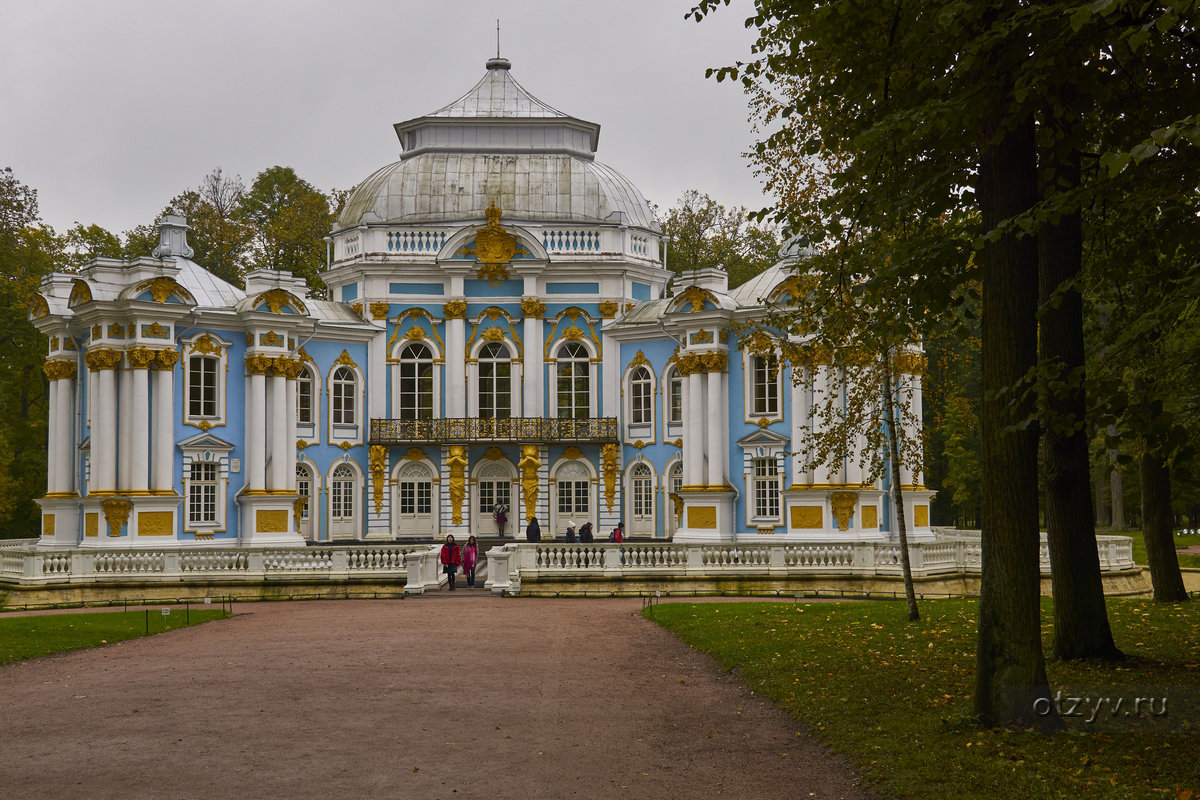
<box><xmin>440</xmin><ymin>534</ymin><xmax>462</xmax><ymax>591</ymax></box>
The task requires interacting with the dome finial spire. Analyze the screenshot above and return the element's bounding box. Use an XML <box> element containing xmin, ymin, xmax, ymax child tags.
<box><xmin>486</xmin><ymin>19</ymin><xmax>511</xmax><ymax>70</ymax></box>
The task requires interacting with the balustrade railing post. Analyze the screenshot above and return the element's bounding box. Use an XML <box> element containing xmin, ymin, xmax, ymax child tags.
<box><xmin>163</xmin><ymin>551</ymin><xmax>181</xmax><ymax>578</ymax></box>
<box><xmin>685</xmin><ymin>543</ymin><xmax>704</xmax><ymax>573</ymax></box>
<box><xmin>853</xmin><ymin>542</ymin><xmax>875</xmax><ymax>575</ymax></box>
<box><xmin>331</xmin><ymin>548</ymin><xmax>350</xmax><ymax>579</ymax></box>
<box><xmin>485</xmin><ymin>546</ymin><xmax>511</xmax><ymax>593</ymax></box>
<box><xmin>24</xmin><ymin>551</ymin><xmax>43</xmax><ymax>581</ymax></box>
<box><xmin>403</xmin><ymin>551</ymin><xmax>426</xmax><ymax>594</ymax></box>
<box><xmin>70</xmin><ymin>550</ymin><xmax>94</xmax><ymax>582</ymax></box>
<box><xmin>247</xmin><ymin>550</ymin><xmax>266</xmax><ymax>578</ymax></box>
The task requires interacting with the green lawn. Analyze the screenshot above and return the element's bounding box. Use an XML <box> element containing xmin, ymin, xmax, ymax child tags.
<box><xmin>647</xmin><ymin>599</ymin><xmax>1199</xmax><ymax>800</ymax></box>
<box><xmin>0</xmin><ymin>608</ymin><xmax>230</xmax><ymax>665</ymax></box>
<box><xmin>1123</xmin><ymin>531</ymin><xmax>1200</xmax><ymax>569</ymax></box>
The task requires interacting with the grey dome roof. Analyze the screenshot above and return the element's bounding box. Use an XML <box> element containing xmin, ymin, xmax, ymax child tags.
<box><xmin>336</xmin><ymin>59</ymin><xmax>656</xmax><ymax>231</ymax></box>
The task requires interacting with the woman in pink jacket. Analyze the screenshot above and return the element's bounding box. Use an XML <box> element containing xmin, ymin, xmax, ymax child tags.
<box><xmin>461</xmin><ymin>535</ymin><xmax>479</xmax><ymax>588</ymax></box>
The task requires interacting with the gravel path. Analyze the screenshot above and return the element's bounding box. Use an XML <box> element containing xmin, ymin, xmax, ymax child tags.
<box><xmin>0</xmin><ymin>595</ymin><xmax>878</xmax><ymax>799</ymax></box>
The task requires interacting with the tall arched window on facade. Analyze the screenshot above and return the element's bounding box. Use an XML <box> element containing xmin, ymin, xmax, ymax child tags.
<box><xmin>556</xmin><ymin>342</ymin><xmax>590</xmax><ymax>419</ymax></box>
<box><xmin>331</xmin><ymin>366</ymin><xmax>357</xmax><ymax>425</ymax></box>
<box><xmin>478</xmin><ymin>342</ymin><xmax>512</xmax><ymax>419</ymax></box>
<box><xmin>297</xmin><ymin>366</ymin><xmax>314</xmax><ymax>425</ymax></box>
<box><xmin>666</xmin><ymin>366</ymin><xmax>683</xmax><ymax>425</ymax></box>
<box><xmin>630</xmin><ymin>366</ymin><xmax>652</xmax><ymax>425</ymax></box>
<box><xmin>398</xmin><ymin>343</ymin><xmax>434</xmax><ymax>420</ymax></box>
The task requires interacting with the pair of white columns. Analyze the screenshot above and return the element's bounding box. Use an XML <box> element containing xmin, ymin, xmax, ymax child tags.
<box><xmin>44</xmin><ymin>361</ymin><xmax>77</xmax><ymax>495</ymax></box>
<box><xmin>85</xmin><ymin>348</ymin><xmax>178</xmax><ymax>495</ymax></box>
<box><xmin>682</xmin><ymin>359</ymin><xmax>728</xmax><ymax>488</ymax></box>
<box><xmin>244</xmin><ymin>361</ymin><xmax>298</xmax><ymax>493</ymax></box>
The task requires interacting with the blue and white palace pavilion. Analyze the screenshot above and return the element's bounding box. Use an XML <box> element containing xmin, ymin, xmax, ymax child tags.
<box><xmin>29</xmin><ymin>57</ymin><xmax>933</xmax><ymax>548</ymax></box>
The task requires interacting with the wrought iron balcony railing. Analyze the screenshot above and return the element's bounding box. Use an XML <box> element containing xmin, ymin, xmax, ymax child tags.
<box><xmin>369</xmin><ymin>417</ymin><xmax>619</xmax><ymax>445</ymax></box>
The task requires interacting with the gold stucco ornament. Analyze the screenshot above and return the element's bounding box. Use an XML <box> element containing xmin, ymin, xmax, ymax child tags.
<box><xmin>463</xmin><ymin>204</ymin><xmax>518</xmax><ymax>286</ymax></box>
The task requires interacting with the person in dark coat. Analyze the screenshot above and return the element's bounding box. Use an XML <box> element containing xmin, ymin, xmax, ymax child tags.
<box><xmin>525</xmin><ymin>517</ymin><xmax>541</xmax><ymax>542</ymax></box>
<box><xmin>440</xmin><ymin>534</ymin><xmax>462</xmax><ymax>591</ymax></box>
<box><xmin>565</xmin><ymin>520</ymin><xmax>577</xmax><ymax>543</ymax></box>
<box><xmin>579</xmin><ymin>522</ymin><xmax>594</xmax><ymax>543</ymax></box>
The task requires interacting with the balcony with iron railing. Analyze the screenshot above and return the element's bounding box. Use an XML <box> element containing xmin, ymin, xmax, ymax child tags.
<box><xmin>369</xmin><ymin>417</ymin><xmax>619</xmax><ymax>445</ymax></box>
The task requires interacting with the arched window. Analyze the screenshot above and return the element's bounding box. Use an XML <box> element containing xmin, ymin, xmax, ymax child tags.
<box><xmin>330</xmin><ymin>463</ymin><xmax>356</xmax><ymax>523</ymax></box>
<box><xmin>398</xmin><ymin>462</ymin><xmax>433</xmax><ymax>518</ymax></box>
<box><xmin>476</xmin><ymin>462</ymin><xmax>513</xmax><ymax>518</ymax></box>
<box><xmin>630</xmin><ymin>366</ymin><xmax>652</xmax><ymax>425</ymax></box>
<box><xmin>631</xmin><ymin>463</ymin><xmax>654</xmax><ymax>521</ymax></box>
<box><xmin>556</xmin><ymin>461</ymin><xmax>590</xmax><ymax>519</ymax></box>
<box><xmin>331</xmin><ymin>366</ymin><xmax>357</xmax><ymax>425</ymax></box>
<box><xmin>556</xmin><ymin>342</ymin><xmax>590</xmax><ymax>420</ymax></box>
<box><xmin>666</xmin><ymin>367</ymin><xmax>683</xmax><ymax>425</ymax></box>
<box><xmin>478</xmin><ymin>342</ymin><xmax>512</xmax><ymax>419</ymax></box>
<box><xmin>398</xmin><ymin>343</ymin><xmax>434</xmax><ymax>420</ymax></box>
<box><xmin>297</xmin><ymin>366</ymin><xmax>314</xmax><ymax>425</ymax></box>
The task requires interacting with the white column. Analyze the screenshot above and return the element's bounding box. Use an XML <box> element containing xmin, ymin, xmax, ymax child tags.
<box><xmin>790</xmin><ymin>366</ymin><xmax>808</xmax><ymax>486</ymax></box>
<box><xmin>286</xmin><ymin>372</ymin><xmax>298</xmax><ymax>491</ymax></box>
<box><xmin>706</xmin><ymin>367</ymin><xmax>726</xmax><ymax>488</ymax></box>
<box><xmin>130</xmin><ymin>366</ymin><xmax>150</xmax><ymax>492</ymax></box>
<box><xmin>267</xmin><ymin>373</ymin><xmax>287</xmax><ymax>492</ymax></box>
<box><xmin>246</xmin><ymin>371</ymin><xmax>266</xmax><ymax>492</ymax></box>
<box><xmin>445</xmin><ymin>317</ymin><xmax>466</xmax><ymax>417</ymax></box>
<box><xmin>368</xmin><ymin>326</ymin><xmax>386</xmax><ymax>426</ymax></box>
<box><xmin>899</xmin><ymin>371</ymin><xmax>922</xmax><ymax>487</ymax></box>
<box><xmin>510</xmin><ymin>359</ymin><xmax>523</xmax><ymax>418</ymax></box>
<box><xmin>117</xmin><ymin>366</ymin><xmax>133</xmax><ymax>492</ymax></box>
<box><xmin>151</xmin><ymin>365</ymin><xmax>174</xmax><ymax>493</ymax></box>
<box><xmin>810</xmin><ymin>365</ymin><xmax>832</xmax><ymax>486</ymax></box>
<box><xmin>684</xmin><ymin>371</ymin><xmax>705</xmax><ymax>486</ymax></box>
<box><xmin>601</xmin><ymin>330</ymin><xmax>618</xmax><ymax>419</ymax></box>
<box><xmin>523</xmin><ymin>314</ymin><xmax>542</xmax><ymax>417</ymax></box>
<box><xmin>58</xmin><ymin>372</ymin><xmax>77</xmax><ymax>494</ymax></box>
<box><xmin>46</xmin><ymin>377</ymin><xmax>60</xmax><ymax>494</ymax></box>
<box><xmin>92</xmin><ymin>366</ymin><xmax>117</xmax><ymax>493</ymax></box>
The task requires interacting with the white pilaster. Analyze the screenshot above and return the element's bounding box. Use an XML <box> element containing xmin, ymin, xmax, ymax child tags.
<box><xmin>286</xmin><ymin>374</ymin><xmax>298</xmax><ymax>491</ymax></box>
<box><xmin>523</xmin><ymin>314</ymin><xmax>542</xmax><ymax>417</ymax></box>
<box><xmin>117</xmin><ymin>366</ymin><xmax>133</xmax><ymax>492</ymax></box>
<box><xmin>130</xmin><ymin>366</ymin><xmax>150</xmax><ymax>492</ymax></box>
<box><xmin>46</xmin><ymin>378</ymin><xmax>60</xmax><ymax>494</ymax></box>
<box><xmin>810</xmin><ymin>365</ymin><xmax>832</xmax><ymax>486</ymax></box>
<box><xmin>705</xmin><ymin>368</ymin><xmax>727</xmax><ymax>488</ymax></box>
<box><xmin>601</xmin><ymin>329</ymin><xmax>618</xmax><ymax>419</ymax></box>
<box><xmin>93</xmin><ymin>366</ymin><xmax>117</xmax><ymax>494</ymax></box>
<box><xmin>151</xmin><ymin>367</ymin><xmax>174</xmax><ymax>493</ymax></box>
<box><xmin>369</xmin><ymin>325</ymin><xmax>386</xmax><ymax>425</ymax></box>
<box><xmin>267</xmin><ymin>373</ymin><xmax>287</xmax><ymax>492</ymax></box>
<box><xmin>58</xmin><ymin>373</ymin><xmax>76</xmax><ymax>494</ymax></box>
<box><xmin>445</xmin><ymin>317</ymin><xmax>466</xmax><ymax>417</ymax></box>
<box><xmin>684</xmin><ymin>371</ymin><xmax>705</xmax><ymax>486</ymax></box>
<box><xmin>246</xmin><ymin>372</ymin><xmax>266</xmax><ymax>491</ymax></box>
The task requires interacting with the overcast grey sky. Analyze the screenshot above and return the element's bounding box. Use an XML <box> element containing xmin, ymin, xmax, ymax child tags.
<box><xmin>1</xmin><ymin>0</ymin><xmax>768</xmax><ymax>236</ymax></box>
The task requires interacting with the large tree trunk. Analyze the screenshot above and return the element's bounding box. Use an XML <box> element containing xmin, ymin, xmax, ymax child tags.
<box><xmin>1140</xmin><ymin>399</ymin><xmax>1188</xmax><ymax>602</ymax></box>
<box><xmin>882</xmin><ymin>351</ymin><xmax>919</xmax><ymax>621</ymax></box>
<box><xmin>1094</xmin><ymin>467</ymin><xmax>1110</xmax><ymax>528</ymax></box>
<box><xmin>1038</xmin><ymin>142</ymin><xmax>1122</xmax><ymax>661</ymax></box>
<box><xmin>973</xmin><ymin>112</ymin><xmax>1056</xmax><ymax>727</ymax></box>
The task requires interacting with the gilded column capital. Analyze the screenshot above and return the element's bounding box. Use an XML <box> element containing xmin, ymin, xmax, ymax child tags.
<box><xmin>520</xmin><ymin>298</ymin><xmax>545</xmax><ymax>319</ymax></box>
<box><xmin>154</xmin><ymin>350</ymin><xmax>181</xmax><ymax>370</ymax></box>
<box><xmin>272</xmin><ymin>356</ymin><xmax>302</xmax><ymax>379</ymax></box>
<box><xmin>675</xmin><ymin>352</ymin><xmax>704</xmax><ymax>376</ymax></box>
<box><xmin>598</xmin><ymin>301</ymin><xmax>619</xmax><ymax>319</ymax></box>
<box><xmin>42</xmin><ymin>359</ymin><xmax>78</xmax><ymax>381</ymax></box>
<box><xmin>369</xmin><ymin>301</ymin><xmax>390</xmax><ymax>320</ymax></box>
<box><xmin>245</xmin><ymin>354</ymin><xmax>274</xmax><ymax>376</ymax></box>
<box><xmin>700</xmin><ymin>351</ymin><xmax>728</xmax><ymax>373</ymax></box>
<box><xmin>443</xmin><ymin>300</ymin><xmax>468</xmax><ymax>320</ymax></box>
<box><xmin>126</xmin><ymin>346</ymin><xmax>158</xmax><ymax>370</ymax></box>
<box><xmin>893</xmin><ymin>351</ymin><xmax>926</xmax><ymax>375</ymax></box>
<box><xmin>83</xmin><ymin>348</ymin><xmax>123</xmax><ymax>372</ymax></box>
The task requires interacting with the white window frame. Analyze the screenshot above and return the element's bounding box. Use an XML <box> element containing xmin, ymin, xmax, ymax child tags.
<box><xmin>472</xmin><ymin>458</ymin><xmax>516</xmax><ymax>537</ymax></box>
<box><xmin>623</xmin><ymin>360</ymin><xmax>656</xmax><ymax>442</ymax></box>
<box><xmin>327</xmin><ymin>460</ymin><xmax>362</xmax><ymax>539</ymax></box>
<box><xmin>296</xmin><ymin>460</ymin><xmax>315</xmax><ymax>540</ymax></box>
<box><xmin>663</xmin><ymin>365</ymin><xmax>683</xmax><ymax>440</ymax></box>
<box><xmin>182</xmin><ymin>333</ymin><xmax>229</xmax><ymax>429</ymax></box>
<box><xmin>744</xmin><ymin>348</ymin><xmax>784</xmax><ymax>423</ymax></box>
<box><xmin>624</xmin><ymin>458</ymin><xmax>657</xmax><ymax>538</ymax></box>
<box><xmin>468</xmin><ymin>339</ymin><xmax>522</xmax><ymax>419</ymax></box>
<box><xmin>179</xmin><ymin>433</ymin><xmax>234</xmax><ymax>537</ymax></box>
<box><xmin>549</xmin><ymin>340</ymin><xmax>597</xmax><ymax>420</ymax></box>
<box><xmin>752</xmin><ymin>457</ymin><xmax>782</xmax><ymax>521</ymax></box>
<box><xmin>663</xmin><ymin>458</ymin><xmax>684</xmax><ymax>539</ymax></box>
<box><xmin>394</xmin><ymin>340</ymin><xmax>440</xmax><ymax>421</ymax></box>
<box><xmin>327</xmin><ymin>361</ymin><xmax>364</xmax><ymax>445</ymax></box>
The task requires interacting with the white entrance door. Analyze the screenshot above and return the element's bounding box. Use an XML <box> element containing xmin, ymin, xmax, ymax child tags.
<box><xmin>475</xmin><ymin>462</ymin><xmax>513</xmax><ymax>538</ymax></box>
<box><xmin>552</xmin><ymin>460</ymin><xmax>591</xmax><ymax>539</ymax></box>
<box><xmin>396</xmin><ymin>462</ymin><xmax>436</xmax><ymax>539</ymax></box>
<box><xmin>629</xmin><ymin>463</ymin><xmax>655</xmax><ymax>538</ymax></box>
<box><xmin>329</xmin><ymin>463</ymin><xmax>359</xmax><ymax>539</ymax></box>
<box><xmin>296</xmin><ymin>463</ymin><xmax>314</xmax><ymax>540</ymax></box>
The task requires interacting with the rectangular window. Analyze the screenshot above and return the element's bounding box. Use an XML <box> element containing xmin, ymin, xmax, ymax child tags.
<box><xmin>633</xmin><ymin>477</ymin><xmax>653</xmax><ymax>518</ymax></box>
<box><xmin>478</xmin><ymin>480</ymin><xmax>511</xmax><ymax>513</ymax></box>
<box><xmin>188</xmin><ymin>462</ymin><xmax>218</xmax><ymax>524</ymax></box>
<box><xmin>557</xmin><ymin>481</ymin><xmax>589</xmax><ymax>515</ymax></box>
<box><xmin>752</xmin><ymin>354</ymin><xmax>779</xmax><ymax>415</ymax></box>
<box><xmin>400</xmin><ymin>362</ymin><xmax>434</xmax><ymax>420</ymax></box>
<box><xmin>668</xmin><ymin>376</ymin><xmax>682</xmax><ymax>424</ymax></box>
<box><xmin>632</xmin><ymin>381</ymin><xmax>651</xmax><ymax>424</ymax></box>
<box><xmin>753</xmin><ymin>457</ymin><xmax>781</xmax><ymax>519</ymax></box>
<box><xmin>188</xmin><ymin>356</ymin><xmax>218</xmax><ymax>418</ymax></box>
<box><xmin>297</xmin><ymin>373</ymin><xmax>313</xmax><ymax>425</ymax></box>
